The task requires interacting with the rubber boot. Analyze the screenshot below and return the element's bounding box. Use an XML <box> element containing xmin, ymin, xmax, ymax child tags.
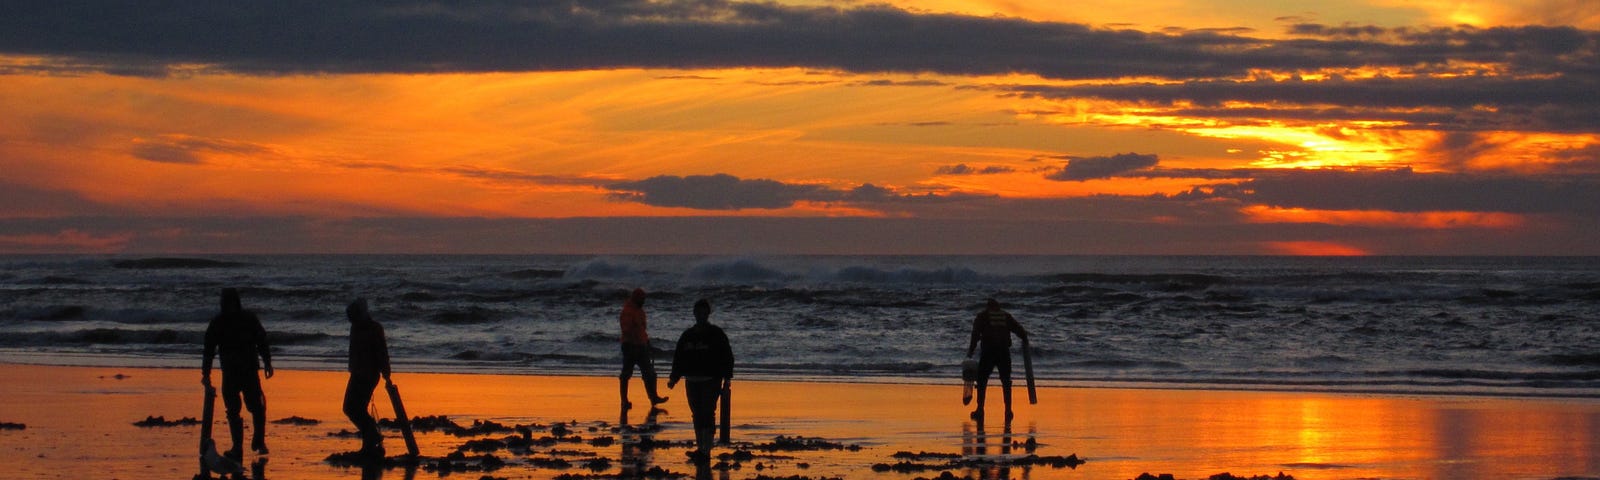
<box><xmin>695</xmin><ymin>427</ymin><xmax>715</xmax><ymax>460</ymax></box>
<box><xmin>644</xmin><ymin>375</ymin><xmax>668</xmax><ymax>406</ymax></box>
<box><xmin>252</xmin><ymin>414</ymin><xmax>268</xmax><ymax>454</ymax></box>
<box><xmin>971</xmin><ymin>381</ymin><xmax>987</xmax><ymax>421</ymax></box>
<box><xmin>1002</xmin><ymin>382</ymin><xmax>1014</xmax><ymax>423</ymax></box>
<box><xmin>227</xmin><ymin>416</ymin><xmax>245</xmax><ymax>461</ymax></box>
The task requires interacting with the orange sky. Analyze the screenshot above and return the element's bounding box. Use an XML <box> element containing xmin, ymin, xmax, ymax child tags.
<box><xmin>1</xmin><ymin>1</ymin><xmax>1598</xmax><ymax>254</ymax></box>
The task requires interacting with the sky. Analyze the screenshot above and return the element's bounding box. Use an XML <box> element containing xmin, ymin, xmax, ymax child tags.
<box><xmin>1</xmin><ymin>0</ymin><xmax>1598</xmax><ymax>255</ymax></box>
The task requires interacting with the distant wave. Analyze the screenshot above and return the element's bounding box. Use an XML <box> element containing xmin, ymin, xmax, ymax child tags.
<box><xmin>110</xmin><ymin>257</ymin><xmax>251</xmax><ymax>269</ymax></box>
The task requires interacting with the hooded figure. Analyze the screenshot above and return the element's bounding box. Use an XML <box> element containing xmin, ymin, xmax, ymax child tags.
<box><xmin>202</xmin><ymin>287</ymin><xmax>274</xmax><ymax>460</ymax></box>
<box><xmin>618</xmin><ymin>288</ymin><xmax>668</xmax><ymax>410</ymax></box>
<box><xmin>343</xmin><ymin>298</ymin><xmax>391</xmax><ymax>457</ymax></box>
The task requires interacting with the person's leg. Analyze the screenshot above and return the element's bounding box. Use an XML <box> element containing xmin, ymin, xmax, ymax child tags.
<box><xmin>221</xmin><ymin>372</ymin><xmax>246</xmax><ymax>458</ymax></box>
<box><xmin>997</xmin><ymin>353</ymin><xmax>1014</xmax><ymax>422</ymax></box>
<box><xmin>639</xmin><ymin>350</ymin><xmax>667</xmax><ymax>405</ymax></box>
<box><xmin>973</xmin><ymin>353</ymin><xmax>997</xmax><ymax>420</ymax></box>
<box><xmin>240</xmin><ymin>374</ymin><xmax>268</xmax><ymax>453</ymax></box>
<box><xmin>685</xmin><ymin>380</ymin><xmax>717</xmax><ymax>459</ymax></box>
<box><xmin>343</xmin><ymin>374</ymin><xmax>381</xmax><ymax>452</ymax></box>
<box><xmin>619</xmin><ymin>345</ymin><xmax>639</xmax><ymax>409</ymax></box>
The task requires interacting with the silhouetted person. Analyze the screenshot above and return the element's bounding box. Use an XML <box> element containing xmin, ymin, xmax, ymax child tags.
<box><xmin>343</xmin><ymin>298</ymin><xmax>391</xmax><ymax>458</ymax></box>
<box><xmin>966</xmin><ymin>298</ymin><xmax>1027</xmax><ymax>423</ymax></box>
<box><xmin>202</xmin><ymin>288</ymin><xmax>274</xmax><ymax>461</ymax></box>
<box><xmin>619</xmin><ymin>288</ymin><xmax>668</xmax><ymax>410</ymax></box>
<box><xmin>667</xmin><ymin>299</ymin><xmax>733</xmax><ymax>462</ymax></box>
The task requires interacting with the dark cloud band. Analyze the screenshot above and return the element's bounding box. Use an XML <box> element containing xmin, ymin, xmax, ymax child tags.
<box><xmin>3</xmin><ymin>1</ymin><xmax>1594</xmax><ymax>81</ymax></box>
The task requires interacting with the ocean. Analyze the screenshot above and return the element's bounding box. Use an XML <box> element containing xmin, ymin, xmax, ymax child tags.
<box><xmin>0</xmin><ymin>255</ymin><xmax>1596</xmax><ymax>397</ymax></box>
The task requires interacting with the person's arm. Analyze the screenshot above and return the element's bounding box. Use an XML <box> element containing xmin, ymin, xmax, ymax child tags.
<box><xmin>667</xmin><ymin>332</ymin><xmax>685</xmax><ymax>388</ymax></box>
<box><xmin>253</xmin><ymin>315</ymin><xmax>274</xmax><ymax>378</ymax></box>
<box><xmin>719</xmin><ymin>330</ymin><xmax>734</xmax><ymax>383</ymax></box>
<box><xmin>967</xmin><ymin>315</ymin><xmax>982</xmax><ymax>357</ymax></box>
<box><xmin>1009</xmin><ymin>313</ymin><xmax>1028</xmax><ymax>341</ymax></box>
<box><xmin>378</xmin><ymin>324</ymin><xmax>392</xmax><ymax>381</ymax></box>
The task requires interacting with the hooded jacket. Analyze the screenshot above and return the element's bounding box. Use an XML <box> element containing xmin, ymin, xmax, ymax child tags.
<box><xmin>203</xmin><ymin>288</ymin><xmax>272</xmax><ymax>376</ymax></box>
<box><xmin>348</xmin><ymin>300</ymin><xmax>391</xmax><ymax>377</ymax></box>
<box><xmin>619</xmin><ymin>288</ymin><xmax>649</xmax><ymax>346</ymax></box>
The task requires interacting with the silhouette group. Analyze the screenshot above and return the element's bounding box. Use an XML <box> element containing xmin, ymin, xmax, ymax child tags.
<box><xmin>197</xmin><ymin>287</ymin><xmax>1032</xmax><ymax>473</ymax></box>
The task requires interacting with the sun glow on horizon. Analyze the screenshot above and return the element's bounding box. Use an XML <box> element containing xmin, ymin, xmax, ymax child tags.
<box><xmin>1264</xmin><ymin>241</ymin><xmax>1371</xmax><ymax>256</ymax></box>
<box><xmin>1242</xmin><ymin>206</ymin><xmax>1527</xmax><ymax>229</ymax></box>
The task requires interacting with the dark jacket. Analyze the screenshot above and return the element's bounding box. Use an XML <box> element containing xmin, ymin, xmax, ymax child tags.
<box><xmin>968</xmin><ymin>307</ymin><xmax>1027</xmax><ymax>357</ymax></box>
<box><xmin>203</xmin><ymin>291</ymin><xmax>271</xmax><ymax>376</ymax></box>
<box><xmin>669</xmin><ymin>323</ymin><xmax>734</xmax><ymax>382</ymax></box>
<box><xmin>349</xmin><ymin>319</ymin><xmax>390</xmax><ymax>377</ymax></box>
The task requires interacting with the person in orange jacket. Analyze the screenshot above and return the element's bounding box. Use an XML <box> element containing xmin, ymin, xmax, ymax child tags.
<box><xmin>619</xmin><ymin>288</ymin><xmax>668</xmax><ymax>410</ymax></box>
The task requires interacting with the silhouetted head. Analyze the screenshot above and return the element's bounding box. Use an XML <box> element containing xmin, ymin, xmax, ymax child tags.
<box><xmin>693</xmin><ymin>299</ymin><xmax>711</xmax><ymax>323</ymax></box>
<box><xmin>985</xmin><ymin>298</ymin><xmax>1000</xmax><ymax>310</ymax></box>
<box><xmin>630</xmin><ymin>288</ymin><xmax>647</xmax><ymax>308</ymax></box>
<box><xmin>220</xmin><ymin>288</ymin><xmax>242</xmax><ymax>314</ymax></box>
<box><xmin>347</xmin><ymin>298</ymin><xmax>370</xmax><ymax>324</ymax></box>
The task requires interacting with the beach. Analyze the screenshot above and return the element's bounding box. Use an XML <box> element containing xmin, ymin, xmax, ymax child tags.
<box><xmin>1</xmin><ymin>363</ymin><xmax>1596</xmax><ymax>480</ymax></box>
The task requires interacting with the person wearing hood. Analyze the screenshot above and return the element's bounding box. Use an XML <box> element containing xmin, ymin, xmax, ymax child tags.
<box><xmin>343</xmin><ymin>298</ymin><xmax>391</xmax><ymax>457</ymax></box>
<box><xmin>967</xmin><ymin>298</ymin><xmax>1028</xmax><ymax>423</ymax></box>
<box><xmin>619</xmin><ymin>288</ymin><xmax>669</xmax><ymax>410</ymax></box>
<box><xmin>202</xmin><ymin>287</ymin><xmax>274</xmax><ymax>461</ymax></box>
<box><xmin>667</xmin><ymin>299</ymin><xmax>734</xmax><ymax>462</ymax></box>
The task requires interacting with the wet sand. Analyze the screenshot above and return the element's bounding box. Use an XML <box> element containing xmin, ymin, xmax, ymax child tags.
<box><xmin>1</xmin><ymin>363</ymin><xmax>1597</xmax><ymax>479</ymax></box>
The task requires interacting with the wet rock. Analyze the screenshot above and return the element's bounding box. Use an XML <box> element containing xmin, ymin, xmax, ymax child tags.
<box><xmin>133</xmin><ymin>415</ymin><xmax>201</xmax><ymax>427</ymax></box>
<box><xmin>271</xmin><ymin>416</ymin><xmax>321</xmax><ymax>426</ymax></box>
<box><xmin>1207</xmin><ymin>474</ymin><xmax>1294</xmax><ymax>480</ymax></box>
<box><xmin>753</xmin><ymin>435</ymin><xmax>859</xmax><ymax>452</ymax></box>
<box><xmin>581</xmin><ymin>458</ymin><xmax>612</xmax><ymax>471</ymax></box>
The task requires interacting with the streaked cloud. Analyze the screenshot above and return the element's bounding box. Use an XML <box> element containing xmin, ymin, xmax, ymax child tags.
<box><xmin>607</xmin><ymin>174</ymin><xmax>828</xmax><ymax>210</ymax></box>
<box><xmin>935</xmin><ymin>164</ymin><xmax>1015</xmax><ymax>175</ymax></box>
<box><xmin>1045</xmin><ymin>153</ymin><xmax>1160</xmax><ymax>181</ymax></box>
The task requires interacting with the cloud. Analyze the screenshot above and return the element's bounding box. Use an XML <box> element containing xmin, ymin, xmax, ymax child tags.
<box><xmin>1225</xmin><ymin>169</ymin><xmax>1600</xmax><ymax>215</ymax></box>
<box><xmin>935</xmin><ymin>164</ymin><xmax>1015</xmax><ymax>175</ymax></box>
<box><xmin>0</xmin><ymin>228</ymin><xmax>131</xmax><ymax>253</ymax></box>
<box><xmin>5</xmin><ymin>2</ymin><xmax>1595</xmax><ymax>83</ymax></box>
<box><xmin>335</xmin><ymin>161</ymin><xmax>613</xmax><ymax>187</ymax></box>
<box><xmin>0</xmin><ymin>179</ymin><xmax>118</xmax><ymax>216</ymax></box>
<box><xmin>606</xmin><ymin>173</ymin><xmax>827</xmax><ymax>210</ymax></box>
<box><xmin>130</xmin><ymin>135</ymin><xmax>273</xmax><ymax>164</ymax></box>
<box><xmin>1003</xmin><ymin>74</ymin><xmax>1600</xmax><ymax>132</ymax></box>
<box><xmin>1044</xmin><ymin>153</ymin><xmax>1160</xmax><ymax>181</ymax></box>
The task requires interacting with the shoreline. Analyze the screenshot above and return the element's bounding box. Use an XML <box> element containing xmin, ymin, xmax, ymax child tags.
<box><xmin>3</xmin><ymin>350</ymin><xmax>1596</xmax><ymax>401</ymax></box>
<box><xmin>2</xmin><ymin>362</ymin><xmax>1598</xmax><ymax>479</ymax></box>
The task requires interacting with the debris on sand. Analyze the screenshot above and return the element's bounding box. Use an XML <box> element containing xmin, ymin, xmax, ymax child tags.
<box><xmin>751</xmin><ymin>436</ymin><xmax>861</xmax><ymax>452</ymax></box>
<box><xmin>552</xmin><ymin>465</ymin><xmax>687</xmax><ymax>479</ymax></box>
<box><xmin>0</xmin><ymin>422</ymin><xmax>24</xmax><ymax>430</ymax></box>
<box><xmin>1134</xmin><ymin>474</ymin><xmax>1295</xmax><ymax>480</ymax></box>
<box><xmin>271</xmin><ymin>416</ymin><xmax>321</xmax><ymax>426</ymax></box>
<box><xmin>133</xmin><ymin>415</ymin><xmax>201</xmax><ymax>427</ymax></box>
<box><xmin>875</xmin><ymin>453</ymin><xmax>1085</xmax><ymax>473</ymax></box>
